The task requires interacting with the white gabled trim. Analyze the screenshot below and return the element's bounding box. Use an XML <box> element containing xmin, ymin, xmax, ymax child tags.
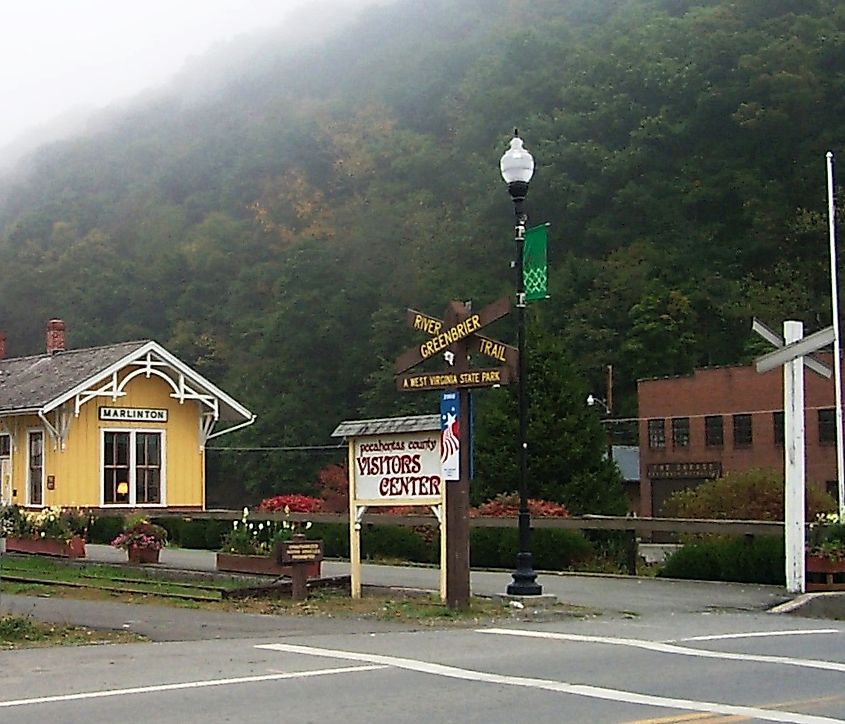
<box><xmin>42</xmin><ymin>340</ymin><xmax>253</xmax><ymax>423</ymax></box>
<box><xmin>203</xmin><ymin>414</ymin><xmax>257</xmax><ymax>445</ymax></box>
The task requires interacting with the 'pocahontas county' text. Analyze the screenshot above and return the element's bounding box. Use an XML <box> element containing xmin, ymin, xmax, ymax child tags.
<box><xmin>356</xmin><ymin>453</ymin><xmax>441</xmax><ymax>497</ymax></box>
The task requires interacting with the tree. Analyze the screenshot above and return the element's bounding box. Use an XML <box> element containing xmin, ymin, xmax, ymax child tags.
<box><xmin>473</xmin><ymin>324</ymin><xmax>626</xmax><ymax>514</ymax></box>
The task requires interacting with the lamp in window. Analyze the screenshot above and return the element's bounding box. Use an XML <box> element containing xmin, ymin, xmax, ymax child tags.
<box><xmin>117</xmin><ymin>481</ymin><xmax>129</xmax><ymax>501</ymax></box>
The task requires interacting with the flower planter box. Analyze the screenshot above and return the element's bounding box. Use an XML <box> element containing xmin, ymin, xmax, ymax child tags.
<box><xmin>806</xmin><ymin>554</ymin><xmax>845</xmax><ymax>591</ymax></box>
<box><xmin>5</xmin><ymin>535</ymin><xmax>86</xmax><ymax>559</ymax></box>
<box><xmin>216</xmin><ymin>552</ymin><xmax>321</xmax><ymax>578</ymax></box>
<box><xmin>127</xmin><ymin>546</ymin><xmax>161</xmax><ymax>564</ymax></box>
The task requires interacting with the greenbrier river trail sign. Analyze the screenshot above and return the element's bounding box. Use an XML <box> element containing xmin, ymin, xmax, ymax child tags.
<box><xmin>394</xmin><ymin>296</ymin><xmax>517</xmax><ymax>389</ymax></box>
<box><xmin>393</xmin><ymin>297</ymin><xmax>516</xmax><ymax>608</ymax></box>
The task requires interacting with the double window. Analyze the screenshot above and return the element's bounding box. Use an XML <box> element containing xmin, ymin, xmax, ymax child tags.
<box><xmin>102</xmin><ymin>430</ymin><xmax>163</xmax><ymax>505</ymax></box>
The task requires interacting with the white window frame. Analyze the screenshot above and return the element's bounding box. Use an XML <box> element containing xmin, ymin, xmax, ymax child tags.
<box><xmin>100</xmin><ymin>428</ymin><xmax>166</xmax><ymax>507</ymax></box>
<box><xmin>0</xmin><ymin>432</ymin><xmax>12</xmax><ymax>506</ymax></box>
<box><xmin>26</xmin><ymin>429</ymin><xmax>45</xmax><ymax>508</ymax></box>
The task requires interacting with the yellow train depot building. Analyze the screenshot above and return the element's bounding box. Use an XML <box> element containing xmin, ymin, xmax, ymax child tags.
<box><xmin>0</xmin><ymin>321</ymin><xmax>254</xmax><ymax>510</ymax></box>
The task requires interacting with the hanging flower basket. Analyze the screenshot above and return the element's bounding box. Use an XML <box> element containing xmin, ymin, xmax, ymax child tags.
<box><xmin>5</xmin><ymin>535</ymin><xmax>86</xmax><ymax>558</ymax></box>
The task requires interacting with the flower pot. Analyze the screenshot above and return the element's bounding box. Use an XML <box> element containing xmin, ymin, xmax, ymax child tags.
<box><xmin>806</xmin><ymin>554</ymin><xmax>845</xmax><ymax>591</ymax></box>
<box><xmin>127</xmin><ymin>545</ymin><xmax>160</xmax><ymax>564</ymax></box>
<box><xmin>216</xmin><ymin>552</ymin><xmax>321</xmax><ymax>578</ymax></box>
<box><xmin>5</xmin><ymin>535</ymin><xmax>86</xmax><ymax>559</ymax></box>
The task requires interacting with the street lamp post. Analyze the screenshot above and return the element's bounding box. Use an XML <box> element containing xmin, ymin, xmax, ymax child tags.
<box><xmin>501</xmin><ymin>129</ymin><xmax>541</xmax><ymax>596</ymax></box>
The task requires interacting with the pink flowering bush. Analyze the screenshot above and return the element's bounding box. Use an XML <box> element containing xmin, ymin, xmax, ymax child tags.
<box><xmin>256</xmin><ymin>494</ymin><xmax>323</xmax><ymax>513</ymax></box>
<box><xmin>111</xmin><ymin>517</ymin><xmax>167</xmax><ymax>551</ymax></box>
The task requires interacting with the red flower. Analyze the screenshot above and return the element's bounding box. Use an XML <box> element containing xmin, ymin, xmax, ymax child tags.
<box><xmin>256</xmin><ymin>494</ymin><xmax>323</xmax><ymax>513</ymax></box>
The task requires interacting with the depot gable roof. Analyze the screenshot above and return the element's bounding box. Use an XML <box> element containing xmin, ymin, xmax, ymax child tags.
<box><xmin>0</xmin><ymin>340</ymin><xmax>253</xmax><ymax>426</ymax></box>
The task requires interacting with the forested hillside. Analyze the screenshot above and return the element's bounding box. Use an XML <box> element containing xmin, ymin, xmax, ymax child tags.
<box><xmin>1</xmin><ymin>0</ymin><xmax>843</xmax><ymax>504</ymax></box>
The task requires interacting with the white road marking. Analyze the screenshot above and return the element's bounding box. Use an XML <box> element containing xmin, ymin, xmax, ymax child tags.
<box><xmin>676</xmin><ymin>629</ymin><xmax>841</xmax><ymax>642</ymax></box>
<box><xmin>0</xmin><ymin>665</ymin><xmax>386</xmax><ymax>708</ymax></box>
<box><xmin>478</xmin><ymin>628</ymin><xmax>845</xmax><ymax>674</ymax></box>
<box><xmin>256</xmin><ymin>642</ymin><xmax>843</xmax><ymax>724</ymax></box>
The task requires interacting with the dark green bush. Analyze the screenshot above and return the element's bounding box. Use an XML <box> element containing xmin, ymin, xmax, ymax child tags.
<box><xmin>361</xmin><ymin>524</ymin><xmax>435</xmax><ymax>563</ymax></box>
<box><xmin>179</xmin><ymin>520</ymin><xmax>214</xmax><ymax>549</ymax></box>
<box><xmin>308</xmin><ymin>523</ymin><xmax>348</xmax><ymax>558</ymax></box>
<box><xmin>151</xmin><ymin>517</ymin><xmax>185</xmax><ymax>546</ymax></box>
<box><xmin>658</xmin><ymin>536</ymin><xmax>784</xmax><ymax>584</ymax></box>
<box><xmin>470</xmin><ymin>528</ymin><xmax>593</xmax><ymax>569</ymax></box>
<box><xmin>203</xmin><ymin>519</ymin><xmax>231</xmax><ymax>550</ymax></box>
<box><xmin>88</xmin><ymin>516</ymin><xmax>124</xmax><ymax>544</ymax></box>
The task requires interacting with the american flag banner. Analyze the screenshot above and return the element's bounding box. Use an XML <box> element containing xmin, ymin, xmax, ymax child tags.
<box><xmin>440</xmin><ymin>391</ymin><xmax>459</xmax><ymax>481</ymax></box>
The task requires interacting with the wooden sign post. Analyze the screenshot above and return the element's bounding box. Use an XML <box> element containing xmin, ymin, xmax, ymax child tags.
<box><xmin>395</xmin><ymin>297</ymin><xmax>515</xmax><ymax>609</ymax></box>
<box><xmin>275</xmin><ymin>536</ymin><xmax>324</xmax><ymax>600</ymax></box>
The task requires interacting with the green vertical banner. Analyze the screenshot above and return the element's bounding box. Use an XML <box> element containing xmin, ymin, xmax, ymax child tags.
<box><xmin>523</xmin><ymin>223</ymin><xmax>549</xmax><ymax>302</ymax></box>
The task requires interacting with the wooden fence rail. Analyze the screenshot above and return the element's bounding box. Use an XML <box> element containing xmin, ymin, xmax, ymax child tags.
<box><xmin>75</xmin><ymin>509</ymin><xmax>787</xmax><ymax>576</ymax></box>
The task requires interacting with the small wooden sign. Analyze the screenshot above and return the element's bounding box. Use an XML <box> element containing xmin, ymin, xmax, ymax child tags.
<box><xmin>276</xmin><ymin>538</ymin><xmax>324</xmax><ymax>565</ymax></box>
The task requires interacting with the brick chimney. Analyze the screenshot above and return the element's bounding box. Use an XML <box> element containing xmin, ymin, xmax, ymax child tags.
<box><xmin>46</xmin><ymin>319</ymin><xmax>66</xmax><ymax>355</ymax></box>
<box><xmin>0</xmin><ymin>332</ymin><xmax>6</xmax><ymax>360</ymax></box>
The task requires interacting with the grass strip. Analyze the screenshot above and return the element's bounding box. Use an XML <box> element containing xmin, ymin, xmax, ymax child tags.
<box><xmin>0</xmin><ymin>573</ymin><xmax>222</xmax><ymax>601</ymax></box>
<box><xmin>0</xmin><ymin>615</ymin><xmax>145</xmax><ymax>649</ymax></box>
<box><xmin>77</xmin><ymin>572</ymin><xmax>229</xmax><ymax>592</ymax></box>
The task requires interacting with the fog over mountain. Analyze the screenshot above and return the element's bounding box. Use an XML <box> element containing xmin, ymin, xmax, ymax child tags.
<box><xmin>0</xmin><ymin>0</ymin><xmax>385</xmax><ymax>172</ymax></box>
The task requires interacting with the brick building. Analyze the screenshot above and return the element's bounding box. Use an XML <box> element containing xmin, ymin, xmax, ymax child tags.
<box><xmin>637</xmin><ymin>359</ymin><xmax>840</xmax><ymax>517</ymax></box>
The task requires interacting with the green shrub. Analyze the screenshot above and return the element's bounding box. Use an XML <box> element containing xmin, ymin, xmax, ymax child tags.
<box><xmin>308</xmin><ymin>523</ymin><xmax>348</xmax><ymax>558</ymax></box>
<box><xmin>88</xmin><ymin>516</ymin><xmax>124</xmax><ymax>544</ymax></box>
<box><xmin>151</xmin><ymin>518</ymin><xmax>184</xmax><ymax>546</ymax></box>
<box><xmin>663</xmin><ymin>468</ymin><xmax>835</xmax><ymax>520</ymax></box>
<box><xmin>150</xmin><ymin>518</ymin><xmax>219</xmax><ymax>549</ymax></box>
<box><xmin>470</xmin><ymin>528</ymin><xmax>594</xmax><ymax>570</ymax></box>
<box><xmin>658</xmin><ymin>536</ymin><xmax>784</xmax><ymax>584</ymax></box>
<box><xmin>361</xmin><ymin>524</ymin><xmax>435</xmax><ymax>563</ymax></box>
<box><xmin>179</xmin><ymin>520</ymin><xmax>214</xmax><ymax>549</ymax></box>
<box><xmin>203</xmin><ymin>519</ymin><xmax>230</xmax><ymax>550</ymax></box>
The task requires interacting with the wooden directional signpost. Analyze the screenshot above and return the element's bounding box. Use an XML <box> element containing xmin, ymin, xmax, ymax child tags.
<box><xmin>395</xmin><ymin>297</ymin><xmax>516</xmax><ymax>608</ymax></box>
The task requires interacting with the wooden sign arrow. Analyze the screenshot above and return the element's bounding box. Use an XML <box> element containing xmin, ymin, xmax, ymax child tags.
<box><xmin>394</xmin><ymin>296</ymin><xmax>511</xmax><ymax>375</ymax></box>
<box><xmin>406</xmin><ymin>307</ymin><xmax>518</xmax><ymax>370</ymax></box>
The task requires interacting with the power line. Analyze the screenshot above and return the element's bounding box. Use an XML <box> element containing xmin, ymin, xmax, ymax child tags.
<box><xmin>602</xmin><ymin>403</ymin><xmax>841</xmax><ymax>425</ymax></box>
<box><xmin>207</xmin><ymin>444</ymin><xmax>343</xmax><ymax>452</ymax></box>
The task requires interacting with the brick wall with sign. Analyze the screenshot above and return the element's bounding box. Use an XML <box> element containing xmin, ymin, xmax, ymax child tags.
<box><xmin>637</xmin><ymin>356</ymin><xmax>841</xmax><ymax>516</ymax></box>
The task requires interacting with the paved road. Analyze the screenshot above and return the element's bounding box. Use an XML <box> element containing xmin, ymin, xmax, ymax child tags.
<box><xmin>1</xmin><ymin>608</ymin><xmax>843</xmax><ymax>722</ymax></box>
<box><xmin>2</xmin><ymin>546</ymin><xmax>844</xmax><ymax>722</ymax></box>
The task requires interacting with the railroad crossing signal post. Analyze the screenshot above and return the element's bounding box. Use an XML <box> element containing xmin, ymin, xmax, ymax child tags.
<box><xmin>396</xmin><ymin>297</ymin><xmax>516</xmax><ymax>608</ymax></box>
<box><xmin>754</xmin><ymin>318</ymin><xmax>835</xmax><ymax>594</ymax></box>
